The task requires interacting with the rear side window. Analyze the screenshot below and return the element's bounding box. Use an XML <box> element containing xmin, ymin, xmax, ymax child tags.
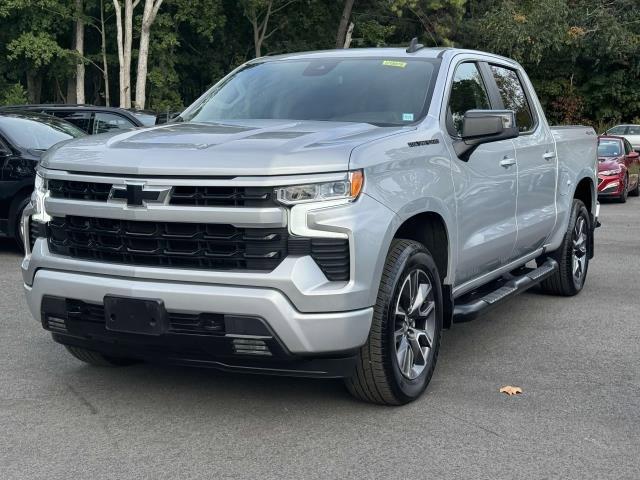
<box><xmin>93</xmin><ymin>112</ymin><xmax>135</xmax><ymax>134</ymax></box>
<box><xmin>627</xmin><ymin>125</ymin><xmax>640</xmax><ymax>135</ymax></box>
<box><xmin>489</xmin><ymin>65</ymin><xmax>534</xmax><ymax>132</ymax></box>
<box><xmin>448</xmin><ymin>62</ymin><xmax>491</xmax><ymax>136</ymax></box>
<box><xmin>50</xmin><ymin>111</ymin><xmax>91</xmax><ymax>133</ymax></box>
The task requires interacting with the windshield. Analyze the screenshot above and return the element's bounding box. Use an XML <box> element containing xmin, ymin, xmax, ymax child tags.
<box><xmin>0</xmin><ymin>114</ymin><xmax>85</xmax><ymax>150</ymax></box>
<box><xmin>183</xmin><ymin>58</ymin><xmax>439</xmax><ymax>127</ymax></box>
<box><xmin>598</xmin><ymin>139</ymin><xmax>622</xmax><ymax>157</ymax></box>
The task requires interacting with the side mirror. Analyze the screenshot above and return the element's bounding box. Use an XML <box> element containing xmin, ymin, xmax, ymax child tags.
<box><xmin>628</xmin><ymin>151</ymin><xmax>640</xmax><ymax>160</ymax></box>
<box><xmin>453</xmin><ymin>110</ymin><xmax>519</xmax><ymax>161</ymax></box>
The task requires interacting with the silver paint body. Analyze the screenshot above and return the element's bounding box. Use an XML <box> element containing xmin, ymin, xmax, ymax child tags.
<box><xmin>23</xmin><ymin>48</ymin><xmax>597</xmax><ymax>354</ymax></box>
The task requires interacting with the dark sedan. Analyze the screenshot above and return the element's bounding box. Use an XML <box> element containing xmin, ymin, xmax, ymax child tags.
<box><xmin>0</xmin><ymin>112</ymin><xmax>85</xmax><ymax>247</ymax></box>
<box><xmin>597</xmin><ymin>135</ymin><xmax>640</xmax><ymax>202</ymax></box>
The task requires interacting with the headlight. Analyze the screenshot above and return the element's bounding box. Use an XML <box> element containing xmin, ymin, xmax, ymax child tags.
<box><xmin>32</xmin><ymin>173</ymin><xmax>51</xmax><ymax>223</ymax></box>
<box><xmin>600</xmin><ymin>168</ymin><xmax>621</xmax><ymax>176</ymax></box>
<box><xmin>275</xmin><ymin>170</ymin><xmax>364</xmax><ymax>205</ymax></box>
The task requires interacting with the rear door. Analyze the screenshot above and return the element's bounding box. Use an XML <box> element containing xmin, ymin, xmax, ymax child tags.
<box><xmin>445</xmin><ymin>60</ymin><xmax>518</xmax><ymax>286</ymax></box>
<box><xmin>487</xmin><ymin>64</ymin><xmax>557</xmax><ymax>257</ymax></box>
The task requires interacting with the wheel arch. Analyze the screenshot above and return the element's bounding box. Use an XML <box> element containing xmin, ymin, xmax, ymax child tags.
<box><xmin>391</xmin><ymin>210</ymin><xmax>454</xmax><ymax>328</ymax></box>
<box><xmin>8</xmin><ymin>185</ymin><xmax>33</xmax><ymax>237</ymax></box>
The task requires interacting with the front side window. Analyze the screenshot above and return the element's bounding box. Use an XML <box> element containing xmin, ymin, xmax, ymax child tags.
<box><xmin>93</xmin><ymin>112</ymin><xmax>135</xmax><ymax>134</ymax></box>
<box><xmin>447</xmin><ymin>62</ymin><xmax>491</xmax><ymax>136</ymax></box>
<box><xmin>490</xmin><ymin>65</ymin><xmax>534</xmax><ymax>132</ymax></box>
<box><xmin>183</xmin><ymin>58</ymin><xmax>439</xmax><ymax>127</ymax></box>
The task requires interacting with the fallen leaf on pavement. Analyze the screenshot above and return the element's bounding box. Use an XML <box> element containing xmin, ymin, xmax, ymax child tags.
<box><xmin>499</xmin><ymin>385</ymin><xmax>523</xmax><ymax>396</ymax></box>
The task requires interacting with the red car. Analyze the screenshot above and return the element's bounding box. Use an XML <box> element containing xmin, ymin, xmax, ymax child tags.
<box><xmin>597</xmin><ymin>135</ymin><xmax>640</xmax><ymax>202</ymax></box>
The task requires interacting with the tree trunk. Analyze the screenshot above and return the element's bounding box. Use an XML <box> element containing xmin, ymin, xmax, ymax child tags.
<box><xmin>335</xmin><ymin>0</ymin><xmax>355</xmax><ymax>48</ymax></box>
<box><xmin>113</xmin><ymin>0</ymin><xmax>126</xmax><ymax>107</ymax></box>
<box><xmin>26</xmin><ymin>71</ymin><xmax>42</xmax><ymax>104</ymax></box>
<box><xmin>343</xmin><ymin>21</ymin><xmax>354</xmax><ymax>48</ymax></box>
<box><xmin>100</xmin><ymin>0</ymin><xmax>110</xmax><ymax>106</ymax></box>
<box><xmin>75</xmin><ymin>0</ymin><xmax>85</xmax><ymax>104</ymax></box>
<box><xmin>67</xmin><ymin>77</ymin><xmax>77</xmax><ymax>104</ymax></box>
<box><xmin>134</xmin><ymin>0</ymin><xmax>163</xmax><ymax>110</ymax></box>
<box><xmin>123</xmin><ymin>0</ymin><xmax>135</xmax><ymax>108</ymax></box>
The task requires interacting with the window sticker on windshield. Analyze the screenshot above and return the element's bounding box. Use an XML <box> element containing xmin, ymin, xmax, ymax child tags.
<box><xmin>382</xmin><ymin>60</ymin><xmax>407</xmax><ymax>68</ymax></box>
<box><xmin>402</xmin><ymin>113</ymin><xmax>414</xmax><ymax>122</ymax></box>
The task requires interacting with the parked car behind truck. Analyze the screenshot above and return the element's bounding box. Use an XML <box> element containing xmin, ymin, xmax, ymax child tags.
<box><xmin>0</xmin><ymin>112</ymin><xmax>85</xmax><ymax>248</ymax></box>
<box><xmin>22</xmin><ymin>46</ymin><xmax>598</xmax><ymax>405</ymax></box>
<box><xmin>597</xmin><ymin>135</ymin><xmax>640</xmax><ymax>202</ymax></box>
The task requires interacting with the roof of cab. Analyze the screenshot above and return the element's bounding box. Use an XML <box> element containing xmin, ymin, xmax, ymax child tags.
<box><xmin>254</xmin><ymin>47</ymin><xmax>519</xmax><ymax>66</ymax></box>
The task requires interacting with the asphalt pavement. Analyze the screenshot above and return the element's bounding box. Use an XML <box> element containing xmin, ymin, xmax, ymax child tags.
<box><xmin>1</xmin><ymin>199</ymin><xmax>639</xmax><ymax>479</ymax></box>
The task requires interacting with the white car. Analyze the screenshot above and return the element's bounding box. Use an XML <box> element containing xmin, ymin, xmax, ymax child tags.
<box><xmin>606</xmin><ymin>125</ymin><xmax>640</xmax><ymax>151</ymax></box>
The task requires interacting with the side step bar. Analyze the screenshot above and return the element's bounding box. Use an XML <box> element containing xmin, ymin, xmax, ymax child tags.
<box><xmin>452</xmin><ymin>258</ymin><xmax>558</xmax><ymax>323</ymax></box>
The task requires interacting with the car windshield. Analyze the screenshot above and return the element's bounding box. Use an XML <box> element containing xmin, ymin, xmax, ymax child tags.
<box><xmin>183</xmin><ymin>58</ymin><xmax>439</xmax><ymax>127</ymax></box>
<box><xmin>598</xmin><ymin>139</ymin><xmax>622</xmax><ymax>157</ymax></box>
<box><xmin>0</xmin><ymin>114</ymin><xmax>85</xmax><ymax>150</ymax></box>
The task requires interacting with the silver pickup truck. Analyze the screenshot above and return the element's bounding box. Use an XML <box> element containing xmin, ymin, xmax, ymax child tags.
<box><xmin>22</xmin><ymin>45</ymin><xmax>598</xmax><ymax>405</ymax></box>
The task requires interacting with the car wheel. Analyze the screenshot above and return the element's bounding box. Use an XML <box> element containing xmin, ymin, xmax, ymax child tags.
<box><xmin>345</xmin><ymin>239</ymin><xmax>443</xmax><ymax>405</ymax></box>
<box><xmin>65</xmin><ymin>345</ymin><xmax>138</xmax><ymax>367</ymax></box>
<box><xmin>617</xmin><ymin>175</ymin><xmax>628</xmax><ymax>203</ymax></box>
<box><xmin>13</xmin><ymin>196</ymin><xmax>30</xmax><ymax>252</ymax></box>
<box><xmin>629</xmin><ymin>176</ymin><xmax>640</xmax><ymax>197</ymax></box>
<box><xmin>539</xmin><ymin>199</ymin><xmax>590</xmax><ymax>296</ymax></box>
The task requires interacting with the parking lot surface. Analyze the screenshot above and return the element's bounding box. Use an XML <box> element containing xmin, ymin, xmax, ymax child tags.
<box><xmin>1</xmin><ymin>200</ymin><xmax>639</xmax><ymax>480</ymax></box>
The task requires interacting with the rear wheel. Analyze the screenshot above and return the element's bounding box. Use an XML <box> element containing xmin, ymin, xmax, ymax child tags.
<box><xmin>539</xmin><ymin>199</ymin><xmax>590</xmax><ymax>296</ymax></box>
<box><xmin>345</xmin><ymin>239</ymin><xmax>443</xmax><ymax>405</ymax></box>
<box><xmin>65</xmin><ymin>345</ymin><xmax>138</xmax><ymax>367</ymax></box>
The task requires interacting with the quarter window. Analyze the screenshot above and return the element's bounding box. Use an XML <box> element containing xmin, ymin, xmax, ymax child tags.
<box><xmin>489</xmin><ymin>65</ymin><xmax>534</xmax><ymax>132</ymax></box>
<box><xmin>447</xmin><ymin>62</ymin><xmax>491</xmax><ymax>136</ymax></box>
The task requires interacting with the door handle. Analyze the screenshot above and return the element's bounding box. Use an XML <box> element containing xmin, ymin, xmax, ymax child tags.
<box><xmin>500</xmin><ymin>157</ymin><xmax>516</xmax><ymax>168</ymax></box>
<box><xmin>543</xmin><ymin>151</ymin><xmax>556</xmax><ymax>161</ymax></box>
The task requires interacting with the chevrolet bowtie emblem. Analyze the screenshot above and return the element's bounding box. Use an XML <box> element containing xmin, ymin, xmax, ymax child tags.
<box><xmin>109</xmin><ymin>183</ymin><xmax>171</xmax><ymax>207</ymax></box>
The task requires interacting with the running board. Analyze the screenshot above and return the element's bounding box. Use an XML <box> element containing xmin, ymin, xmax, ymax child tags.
<box><xmin>452</xmin><ymin>258</ymin><xmax>558</xmax><ymax>323</ymax></box>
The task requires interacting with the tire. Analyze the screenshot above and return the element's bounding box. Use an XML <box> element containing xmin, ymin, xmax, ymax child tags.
<box><xmin>13</xmin><ymin>196</ymin><xmax>30</xmax><ymax>252</ymax></box>
<box><xmin>539</xmin><ymin>199</ymin><xmax>590</xmax><ymax>296</ymax></box>
<box><xmin>629</xmin><ymin>176</ymin><xmax>640</xmax><ymax>197</ymax></box>
<box><xmin>617</xmin><ymin>175</ymin><xmax>628</xmax><ymax>203</ymax></box>
<box><xmin>345</xmin><ymin>239</ymin><xmax>443</xmax><ymax>405</ymax></box>
<box><xmin>65</xmin><ymin>345</ymin><xmax>138</xmax><ymax>367</ymax></box>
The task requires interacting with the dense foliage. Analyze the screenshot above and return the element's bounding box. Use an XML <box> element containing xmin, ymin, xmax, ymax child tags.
<box><xmin>0</xmin><ymin>0</ymin><xmax>638</xmax><ymax>128</ymax></box>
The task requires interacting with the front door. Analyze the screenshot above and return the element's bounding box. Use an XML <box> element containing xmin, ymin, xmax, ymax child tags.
<box><xmin>445</xmin><ymin>61</ymin><xmax>518</xmax><ymax>286</ymax></box>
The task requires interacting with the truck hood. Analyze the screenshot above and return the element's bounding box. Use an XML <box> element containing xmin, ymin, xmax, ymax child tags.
<box><xmin>41</xmin><ymin>120</ymin><xmax>410</xmax><ymax>176</ymax></box>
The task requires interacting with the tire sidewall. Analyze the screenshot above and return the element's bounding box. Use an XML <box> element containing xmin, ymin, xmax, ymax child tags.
<box><xmin>13</xmin><ymin>196</ymin><xmax>30</xmax><ymax>250</ymax></box>
<box><xmin>568</xmin><ymin>201</ymin><xmax>590</xmax><ymax>292</ymax></box>
<box><xmin>385</xmin><ymin>245</ymin><xmax>443</xmax><ymax>402</ymax></box>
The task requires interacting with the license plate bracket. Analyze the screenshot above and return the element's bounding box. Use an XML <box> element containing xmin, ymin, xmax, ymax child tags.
<box><xmin>104</xmin><ymin>296</ymin><xmax>166</xmax><ymax>336</ymax></box>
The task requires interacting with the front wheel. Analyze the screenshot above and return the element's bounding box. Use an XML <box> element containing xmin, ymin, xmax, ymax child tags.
<box><xmin>617</xmin><ymin>175</ymin><xmax>629</xmax><ymax>203</ymax></box>
<box><xmin>629</xmin><ymin>176</ymin><xmax>640</xmax><ymax>197</ymax></box>
<box><xmin>539</xmin><ymin>199</ymin><xmax>591</xmax><ymax>296</ymax></box>
<box><xmin>345</xmin><ymin>239</ymin><xmax>443</xmax><ymax>405</ymax></box>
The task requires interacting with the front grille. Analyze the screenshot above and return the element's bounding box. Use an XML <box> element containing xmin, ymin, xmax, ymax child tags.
<box><xmin>48</xmin><ymin>180</ymin><xmax>276</xmax><ymax>207</ymax></box>
<box><xmin>170</xmin><ymin>186</ymin><xmax>276</xmax><ymax>207</ymax></box>
<box><xmin>49</xmin><ymin>180</ymin><xmax>112</xmax><ymax>201</ymax></box>
<box><xmin>48</xmin><ymin>216</ymin><xmax>288</xmax><ymax>271</ymax></box>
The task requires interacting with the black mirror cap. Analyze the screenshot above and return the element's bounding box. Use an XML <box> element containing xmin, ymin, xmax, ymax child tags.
<box><xmin>454</xmin><ymin>110</ymin><xmax>519</xmax><ymax>161</ymax></box>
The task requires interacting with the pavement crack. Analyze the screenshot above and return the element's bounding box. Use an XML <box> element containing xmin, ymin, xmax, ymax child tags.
<box><xmin>439</xmin><ymin>409</ymin><xmax>502</xmax><ymax>438</ymax></box>
<box><xmin>66</xmin><ymin>384</ymin><xmax>98</xmax><ymax>415</ymax></box>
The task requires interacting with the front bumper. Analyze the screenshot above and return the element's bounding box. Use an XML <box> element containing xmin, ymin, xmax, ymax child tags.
<box><xmin>25</xmin><ymin>269</ymin><xmax>373</xmax><ymax>356</ymax></box>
